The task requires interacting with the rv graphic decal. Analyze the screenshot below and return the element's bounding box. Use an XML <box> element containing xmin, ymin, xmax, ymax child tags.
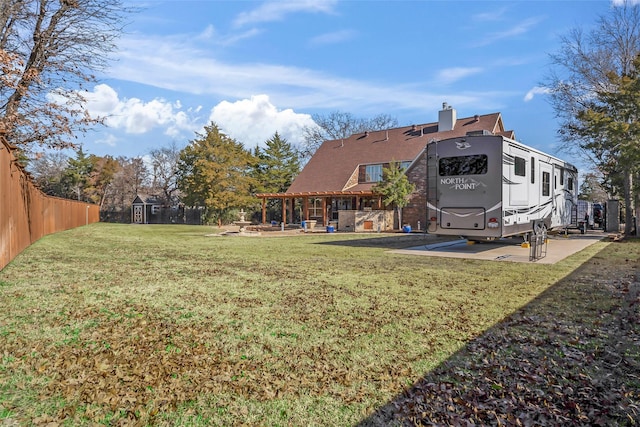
<box><xmin>440</xmin><ymin>177</ymin><xmax>487</xmax><ymax>190</ymax></box>
<box><xmin>455</xmin><ymin>141</ymin><xmax>471</xmax><ymax>150</ymax></box>
<box><xmin>427</xmin><ymin>201</ymin><xmax>502</xmax><ymax>217</ymax></box>
<box><xmin>503</xmin><ymin>200</ymin><xmax>553</xmax><ymax>218</ymax></box>
<box><xmin>502</xmin><ymin>176</ymin><xmax>522</xmax><ymax>185</ymax></box>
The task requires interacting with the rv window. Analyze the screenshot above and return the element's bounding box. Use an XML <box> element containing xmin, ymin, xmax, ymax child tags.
<box><xmin>514</xmin><ymin>157</ymin><xmax>526</xmax><ymax>177</ymax></box>
<box><xmin>568</xmin><ymin>177</ymin><xmax>574</xmax><ymax>191</ymax></box>
<box><xmin>439</xmin><ymin>154</ymin><xmax>488</xmax><ymax>176</ymax></box>
<box><xmin>530</xmin><ymin>157</ymin><xmax>535</xmax><ymax>184</ymax></box>
<box><xmin>542</xmin><ymin>171</ymin><xmax>550</xmax><ymax>196</ymax></box>
<box><xmin>560</xmin><ymin>168</ymin><xmax>565</xmax><ymax>185</ymax></box>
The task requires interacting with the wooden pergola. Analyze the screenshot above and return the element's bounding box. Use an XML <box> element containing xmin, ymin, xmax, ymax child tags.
<box><xmin>255</xmin><ymin>190</ymin><xmax>383</xmax><ymax>226</ymax></box>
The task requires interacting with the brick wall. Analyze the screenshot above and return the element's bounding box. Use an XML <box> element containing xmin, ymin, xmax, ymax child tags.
<box><xmin>403</xmin><ymin>150</ymin><xmax>428</xmax><ymax>230</ymax></box>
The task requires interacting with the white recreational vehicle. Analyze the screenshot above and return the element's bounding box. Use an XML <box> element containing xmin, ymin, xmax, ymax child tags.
<box><xmin>426</xmin><ymin>134</ymin><xmax>578</xmax><ymax>240</ymax></box>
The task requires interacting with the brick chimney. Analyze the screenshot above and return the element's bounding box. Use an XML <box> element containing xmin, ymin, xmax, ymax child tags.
<box><xmin>438</xmin><ymin>102</ymin><xmax>456</xmax><ymax>132</ymax></box>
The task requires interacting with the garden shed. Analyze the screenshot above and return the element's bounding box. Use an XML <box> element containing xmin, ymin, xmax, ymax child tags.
<box><xmin>131</xmin><ymin>195</ymin><xmax>161</xmax><ymax>224</ymax></box>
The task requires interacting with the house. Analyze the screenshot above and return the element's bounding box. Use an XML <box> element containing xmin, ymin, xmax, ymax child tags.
<box><xmin>256</xmin><ymin>103</ymin><xmax>515</xmax><ymax>231</ymax></box>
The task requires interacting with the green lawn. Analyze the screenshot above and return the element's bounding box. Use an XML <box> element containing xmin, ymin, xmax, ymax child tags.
<box><xmin>0</xmin><ymin>223</ymin><xmax>607</xmax><ymax>426</ymax></box>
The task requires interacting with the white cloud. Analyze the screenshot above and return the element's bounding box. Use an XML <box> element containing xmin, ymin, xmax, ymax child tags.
<box><xmin>233</xmin><ymin>0</ymin><xmax>338</xmax><ymax>27</ymax></box>
<box><xmin>473</xmin><ymin>17</ymin><xmax>543</xmax><ymax>47</ymax></box>
<box><xmin>208</xmin><ymin>95</ymin><xmax>317</xmax><ymax>149</ymax></box>
<box><xmin>197</xmin><ymin>24</ymin><xmax>215</xmax><ymax>40</ymax></box>
<box><xmin>106</xmin><ymin>23</ymin><xmax>528</xmax><ymax>130</ymax></box>
<box><xmin>472</xmin><ymin>7</ymin><xmax>509</xmax><ymax>22</ymax></box>
<box><xmin>81</xmin><ymin>83</ymin><xmax>120</xmax><ymax>115</ymax></box>
<box><xmin>436</xmin><ymin>67</ymin><xmax>483</xmax><ymax>85</ymax></box>
<box><xmin>524</xmin><ymin>86</ymin><xmax>549</xmax><ymax>102</ymax></box>
<box><xmin>109</xmin><ymin>33</ymin><xmax>481</xmax><ymax>114</ymax></box>
<box><xmin>94</xmin><ymin>133</ymin><xmax>119</xmax><ymax>147</ymax></box>
<box><xmin>81</xmin><ymin>84</ymin><xmax>200</xmax><ymax>136</ymax></box>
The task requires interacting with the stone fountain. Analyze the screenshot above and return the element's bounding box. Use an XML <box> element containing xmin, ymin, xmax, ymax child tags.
<box><xmin>234</xmin><ymin>209</ymin><xmax>252</xmax><ymax>232</ymax></box>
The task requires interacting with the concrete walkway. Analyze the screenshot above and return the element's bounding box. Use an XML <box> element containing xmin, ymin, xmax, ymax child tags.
<box><xmin>390</xmin><ymin>231</ymin><xmax>605</xmax><ymax>264</ymax></box>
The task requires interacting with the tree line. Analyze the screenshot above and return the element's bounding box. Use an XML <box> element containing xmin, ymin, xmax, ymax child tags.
<box><xmin>547</xmin><ymin>2</ymin><xmax>640</xmax><ymax>234</ymax></box>
<box><xmin>28</xmin><ymin>127</ymin><xmax>300</xmax><ymax>225</ymax></box>
<box><xmin>27</xmin><ymin>112</ymin><xmax>399</xmax><ymax>225</ymax></box>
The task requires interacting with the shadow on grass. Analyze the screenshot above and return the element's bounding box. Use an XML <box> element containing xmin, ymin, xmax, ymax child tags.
<box><xmin>315</xmin><ymin>232</ymin><xmax>456</xmax><ymax>250</ymax></box>
<box><xmin>316</xmin><ymin>229</ymin><xmax>605</xmax><ymax>252</ymax></box>
<box><xmin>357</xmin><ymin>241</ymin><xmax>640</xmax><ymax>426</ymax></box>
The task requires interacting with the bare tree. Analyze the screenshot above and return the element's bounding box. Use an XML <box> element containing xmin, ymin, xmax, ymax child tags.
<box><xmin>299</xmin><ymin>111</ymin><xmax>398</xmax><ymax>161</ymax></box>
<box><xmin>102</xmin><ymin>156</ymin><xmax>149</xmax><ymax>212</ymax></box>
<box><xmin>148</xmin><ymin>141</ymin><xmax>182</xmax><ymax>207</ymax></box>
<box><xmin>28</xmin><ymin>150</ymin><xmax>70</xmax><ymax>196</ymax></box>
<box><xmin>0</xmin><ymin>0</ymin><xmax>133</xmax><ymax>155</ymax></box>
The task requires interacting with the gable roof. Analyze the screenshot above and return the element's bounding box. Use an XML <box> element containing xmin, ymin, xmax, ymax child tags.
<box><xmin>285</xmin><ymin>112</ymin><xmax>511</xmax><ymax>195</ymax></box>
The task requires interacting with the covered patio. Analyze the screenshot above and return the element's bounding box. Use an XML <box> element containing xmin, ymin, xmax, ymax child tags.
<box><xmin>256</xmin><ymin>190</ymin><xmax>391</xmax><ymax>231</ymax></box>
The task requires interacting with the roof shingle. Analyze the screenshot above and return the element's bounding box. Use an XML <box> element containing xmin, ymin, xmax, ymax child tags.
<box><xmin>286</xmin><ymin>112</ymin><xmax>508</xmax><ymax>194</ymax></box>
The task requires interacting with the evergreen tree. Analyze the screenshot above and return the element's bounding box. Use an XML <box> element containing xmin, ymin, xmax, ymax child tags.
<box><xmin>372</xmin><ymin>162</ymin><xmax>415</xmax><ymax>230</ymax></box>
<box><xmin>254</xmin><ymin>132</ymin><xmax>301</xmax><ymax>193</ymax></box>
<box><xmin>62</xmin><ymin>147</ymin><xmax>93</xmax><ymax>201</ymax></box>
<box><xmin>177</xmin><ymin>123</ymin><xmax>256</xmax><ymax>224</ymax></box>
<box><xmin>253</xmin><ymin>132</ymin><xmax>301</xmax><ymax>221</ymax></box>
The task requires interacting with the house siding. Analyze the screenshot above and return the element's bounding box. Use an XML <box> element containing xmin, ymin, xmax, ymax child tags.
<box><xmin>343</xmin><ymin>167</ymin><xmax>360</xmax><ymax>190</ymax></box>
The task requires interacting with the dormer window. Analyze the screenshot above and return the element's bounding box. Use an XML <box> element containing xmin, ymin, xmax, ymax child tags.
<box><xmin>365</xmin><ymin>164</ymin><xmax>383</xmax><ymax>182</ymax></box>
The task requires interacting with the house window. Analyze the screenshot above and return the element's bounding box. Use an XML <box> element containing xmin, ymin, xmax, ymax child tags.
<box><xmin>400</xmin><ymin>161</ymin><xmax>411</xmax><ymax>170</ymax></box>
<box><xmin>514</xmin><ymin>157</ymin><xmax>526</xmax><ymax>177</ymax></box>
<box><xmin>542</xmin><ymin>171</ymin><xmax>550</xmax><ymax>197</ymax></box>
<box><xmin>308</xmin><ymin>198</ymin><xmax>323</xmax><ymax>218</ymax></box>
<box><xmin>365</xmin><ymin>164</ymin><xmax>383</xmax><ymax>182</ymax></box>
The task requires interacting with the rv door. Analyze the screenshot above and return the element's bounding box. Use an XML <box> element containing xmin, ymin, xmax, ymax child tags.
<box><xmin>540</xmin><ymin>162</ymin><xmax>553</xmax><ymax>209</ymax></box>
<box><xmin>507</xmin><ymin>145</ymin><xmax>529</xmax><ymax>207</ymax></box>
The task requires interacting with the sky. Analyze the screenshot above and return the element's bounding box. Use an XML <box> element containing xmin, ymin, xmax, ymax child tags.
<box><xmin>76</xmin><ymin>0</ymin><xmax>627</xmax><ymax>169</ymax></box>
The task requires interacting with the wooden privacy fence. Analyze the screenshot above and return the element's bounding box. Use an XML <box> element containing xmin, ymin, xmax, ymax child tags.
<box><xmin>0</xmin><ymin>132</ymin><xmax>100</xmax><ymax>271</ymax></box>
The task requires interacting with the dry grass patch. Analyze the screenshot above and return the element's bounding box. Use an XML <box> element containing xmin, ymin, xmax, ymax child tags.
<box><xmin>0</xmin><ymin>223</ymin><xmax>606</xmax><ymax>425</ymax></box>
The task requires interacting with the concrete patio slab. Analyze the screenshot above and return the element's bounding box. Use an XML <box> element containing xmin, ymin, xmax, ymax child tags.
<box><xmin>390</xmin><ymin>232</ymin><xmax>605</xmax><ymax>264</ymax></box>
